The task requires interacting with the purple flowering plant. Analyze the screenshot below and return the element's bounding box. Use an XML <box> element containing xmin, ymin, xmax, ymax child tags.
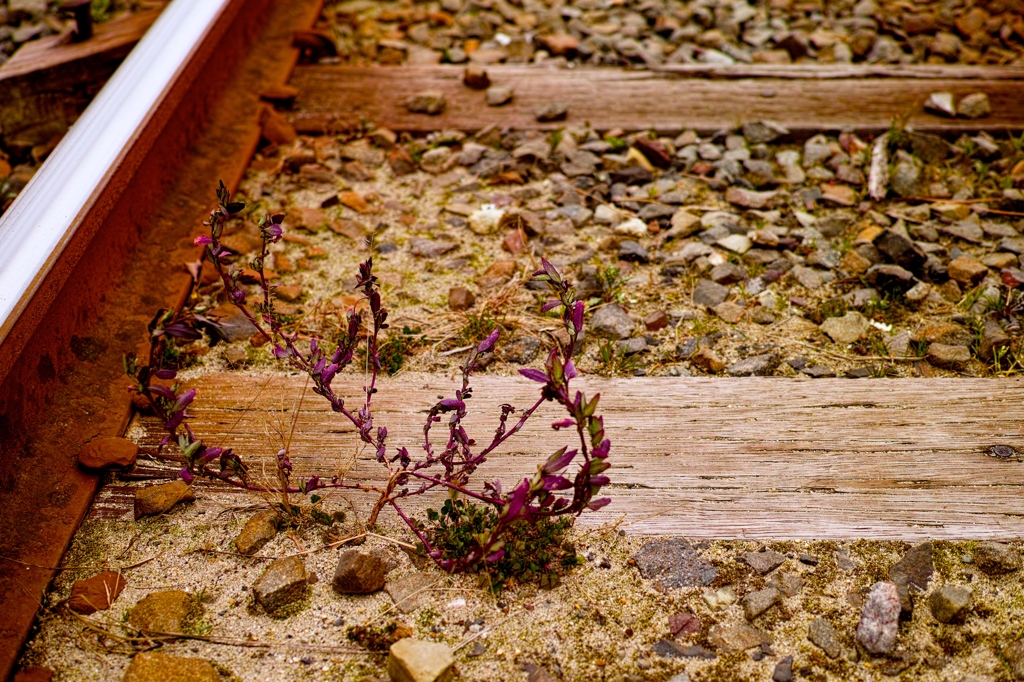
<box><xmin>126</xmin><ymin>182</ymin><xmax>611</xmax><ymax>574</ymax></box>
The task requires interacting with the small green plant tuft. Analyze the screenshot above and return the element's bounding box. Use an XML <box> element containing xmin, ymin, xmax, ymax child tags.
<box><xmin>423</xmin><ymin>498</ymin><xmax>580</xmax><ymax>592</ymax></box>
<box><xmin>458</xmin><ymin>312</ymin><xmax>513</xmax><ymax>347</ymax></box>
<box><xmin>691</xmin><ymin>317</ymin><xmax>719</xmax><ymax>336</ymax></box>
<box><xmin>863</xmin><ymin>293</ymin><xmax>893</xmax><ymax>322</ymax></box>
<box><xmin>596</xmin><ymin>338</ymin><xmax>640</xmax><ymax>376</ymax></box>
<box><xmin>594</xmin><ymin>264</ymin><xmax>629</xmax><ymax>303</ymax></box>
<box><xmin>376</xmin><ymin>326</ymin><xmax>425</xmax><ymax>375</ymax></box>
<box><xmin>810</xmin><ymin>297</ymin><xmax>849</xmax><ymax>324</ymax></box>
<box><xmin>91</xmin><ymin>0</ymin><xmax>113</xmax><ymax>23</ymax></box>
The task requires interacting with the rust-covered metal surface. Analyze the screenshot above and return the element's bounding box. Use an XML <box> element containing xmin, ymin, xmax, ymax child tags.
<box><xmin>0</xmin><ymin>0</ymin><xmax>324</xmax><ymax>677</ymax></box>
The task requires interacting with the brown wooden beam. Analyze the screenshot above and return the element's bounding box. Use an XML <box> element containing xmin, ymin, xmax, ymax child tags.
<box><xmin>652</xmin><ymin>63</ymin><xmax>1024</xmax><ymax>80</ymax></box>
<box><xmin>288</xmin><ymin>65</ymin><xmax>1024</xmax><ymax>136</ymax></box>
<box><xmin>0</xmin><ymin>9</ymin><xmax>161</xmax><ymax>145</ymax></box>
<box><xmin>121</xmin><ymin>373</ymin><xmax>1024</xmax><ymax>540</ymax></box>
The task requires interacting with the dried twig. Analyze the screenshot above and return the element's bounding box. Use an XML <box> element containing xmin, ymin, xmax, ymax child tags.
<box><xmin>453</xmin><ymin>612</ymin><xmax>518</xmax><ymax>652</ymax></box>
<box><xmin>70</xmin><ymin>611</ymin><xmax>367</xmax><ymax>655</ymax></box>
<box><xmin>794</xmin><ymin>340</ymin><xmax>921</xmax><ymax>363</ymax></box>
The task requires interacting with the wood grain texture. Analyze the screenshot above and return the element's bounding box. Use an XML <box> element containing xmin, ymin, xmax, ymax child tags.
<box><xmin>116</xmin><ymin>372</ymin><xmax>1024</xmax><ymax>539</ymax></box>
<box><xmin>0</xmin><ymin>9</ymin><xmax>160</xmax><ymax>80</ymax></box>
<box><xmin>652</xmin><ymin>63</ymin><xmax>1024</xmax><ymax>80</ymax></box>
<box><xmin>0</xmin><ymin>9</ymin><xmax>161</xmax><ymax>145</ymax></box>
<box><xmin>288</xmin><ymin>65</ymin><xmax>1024</xmax><ymax>136</ymax></box>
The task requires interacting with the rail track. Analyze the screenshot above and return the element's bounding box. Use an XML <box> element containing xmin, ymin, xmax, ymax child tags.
<box><xmin>0</xmin><ymin>0</ymin><xmax>1023</xmax><ymax>678</ymax></box>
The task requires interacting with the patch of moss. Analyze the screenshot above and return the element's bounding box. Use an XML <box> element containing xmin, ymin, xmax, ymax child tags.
<box><xmin>181</xmin><ymin>598</ymin><xmax>211</xmax><ymax>635</ymax></box>
<box><xmin>691</xmin><ymin>651</ymin><xmax>749</xmax><ymax>682</ymax></box>
<box><xmin>850</xmin><ymin>539</ymin><xmax>905</xmax><ymax>583</ymax></box>
<box><xmin>932</xmin><ymin>541</ymin><xmax>971</xmax><ymax>580</ymax></box>
<box><xmin>268</xmin><ymin>591</ymin><xmax>312</xmax><ymax>620</ymax></box>
<box><xmin>347</xmin><ymin>620</ymin><xmax>413</xmax><ymax>652</ymax></box>
<box><xmin>423</xmin><ymin>498</ymin><xmax>581</xmax><ymax>592</ymax></box>
<box><xmin>707</xmin><ymin>560</ymin><xmax>752</xmax><ymax>590</ymax></box>
<box><xmin>415</xmin><ymin>607</ymin><xmax>441</xmax><ymax>630</ymax></box>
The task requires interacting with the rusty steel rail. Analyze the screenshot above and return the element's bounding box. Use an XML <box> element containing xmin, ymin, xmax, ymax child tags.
<box><xmin>0</xmin><ymin>1</ymin><xmax>1022</xmax><ymax>678</ymax></box>
<box><xmin>0</xmin><ymin>0</ymin><xmax>234</xmax><ymax>382</ymax></box>
<box><xmin>0</xmin><ymin>0</ymin><xmax>325</xmax><ymax>677</ymax></box>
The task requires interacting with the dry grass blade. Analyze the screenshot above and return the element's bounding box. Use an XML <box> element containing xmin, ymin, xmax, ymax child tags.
<box><xmin>69</xmin><ymin>611</ymin><xmax>367</xmax><ymax>655</ymax></box>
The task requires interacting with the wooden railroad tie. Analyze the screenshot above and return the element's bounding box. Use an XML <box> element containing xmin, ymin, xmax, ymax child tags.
<box><xmin>0</xmin><ymin>9</ymin><xmax>160</xmax><ymax>146</ymax></box>
<box><xmin>287</xmin><ymin>64</ymin><xmax>1024</xmax><ymax>136</ymax></box>
<box><xmin>114</xmin><ymin>373</ymin><xmax>1024</xmax><ymax>540</ymax></box>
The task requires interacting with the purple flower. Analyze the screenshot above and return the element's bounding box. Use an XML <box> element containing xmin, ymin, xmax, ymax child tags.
<box><xmin>135</xmin><ymin>246</ymin><xmax>614</xmax><ymax>577</ymax></box>
<box><xmin>321</xmin><ymin>363</ymin><xmax>338</xmax><ymax>385</ymax></box>
<box><xmin>165</xmin><ymin>325</ymin><xmax>201</xmax><ymax>341</ymax></box>
<box><xmin>519</xmin><ymin>368</ymin><xmax>548</xmax><ymax>383</ymax></box>
<box><xmin>172</xmin><ymin>389</ymin><xmax>196</xmax><ymax>413</ymax></box>
<box><xmin>587</xmin><ymin>497</ymin><xmax>612</xmax><ymax>511</ymax></box>
<box><xmin>200</xmin><ymin>446</ymin><xmax>222</xmax><ymax>463</ymax></box>
<box><xmin>148</xmin><ymin>384</ymin><xmax>175</xmax><ymax>399</ymax></box>
<box><xmin>540</xmin><ymin>258</ymin><xmax>560</xmax><ymax>283</ymax></box>
<box><xmin>439</xmin><ymin>398</ymin><xmax>465</xmax><ymax>411</ymax></box>
<box><xmin>477</xmin><ymin>329</ymin><xmax>499</xmax><ymax>354</ymax></box>
<box><xmin>484</xmin><ymin>479</ymin><xmax>503</xmax><ymax>497</ymax></box>
<box><xmin>572</xmin><ymin>300</ymin><xmax>584</xmax><ymax>334</ymax></box>
<box><xmin>542</xmin><ymin>447</ymin><xmax>576</xmax><ymax>474</ymax></box>
<box><xmin>502</xmin><ymin>479</ymin><xmax>530</xmax><ymax>520</ymax></box>
<box><xmin>542</xmin><ymin>475</ymin><xmax>573</xmax><ymax>491</ymax></box>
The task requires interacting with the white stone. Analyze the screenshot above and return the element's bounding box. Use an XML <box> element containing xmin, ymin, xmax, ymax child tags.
<box><xmin>924</xmin><ymin>92</ymin><xmax>956</xmax><ymax>118</ymax></box>
<box><xmin>884</xmin><ymin>330</ymin><xmax>911</xmax><ymax>357</ymax></box>
<box><xmin>388</xmin><ymin>639</ymin><xmax>455</xmax><ymax>682</ymax></box>
<box><xmin>702</xmin><ymin>586</ymin><xmax>737</xmax><ymax>610</ymax></box>
<box><xmin>776</xmin><ymin>150</ymin><xmax>801</xmax><ymax>168</ymax></box>
<box><xmin>793</xmin><ymin>210</ymin><xmax>817</xmax><ymax>228</ymax></box>
<box><xmin>468</xmin><ymin>204</ymin><xmax>504</xmax><ymax>235</ymax></box>
<box><xmin>8</xmin><ymin>0</ymin><xmax>47</xmax><ymax>14</ymax></box>
<box><xmin>758</xmin><ymin>290</ymin><xmax>778</xmax><ymax>309</ymax></box>
<box><xmin>820</xmin><ymin>312</ymin><xmax>871</xmax><ymax>345</ymax></box>
<box><xmin>615</xmin><ymin>217</ymin><xmax>649</xmax><ymax>237</ymax></box>
<box><xmin>672</xmin><ymin>242</ymin><xmax>713</xmax><ymax>262</ymax></box>
<box><xmin>669</xmin><ymin>209</ymin><xmax>700</xmax><ymax>235</ymax></box>
<box><xmin>905</xmin><ymin>281</ymin><xmax>931</xmax><ymax>303</ymax></box>
<box><xmin>594</xmin><ymin>204</ymin><xmax>622</xmax><ymax>226</ymax></box>
<box><xmin>716</xmin><ymin>234</ymin><xmax>752</xmax><ymax>254</ymax></box>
